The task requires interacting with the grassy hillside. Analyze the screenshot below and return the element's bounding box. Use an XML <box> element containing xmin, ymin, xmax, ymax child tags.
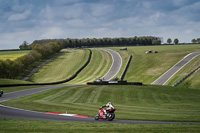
<box><xmin>28</xmin><ymin>49</ymin><xmax>89</xmax><ymax>83</ymax></box>
<box><xmin>66</xmin><ymin>48</ymin><xmax>112</xmax><ymax>84</ymax></box>
<box><xmin>109</xmin><ymin>45</ymin><xmax>200</xmax><ymax>86</ymax></box>
<box><xmin>3</xmin><ymin>85</ymin><xmax>200</xmax><ymax>122</ymax></box>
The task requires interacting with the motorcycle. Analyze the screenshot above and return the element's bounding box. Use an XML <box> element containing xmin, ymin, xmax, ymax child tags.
<box><xmin>95</xmin><ymin>108</ymin><xmax>116</xmax><ymax>121</ymax></box>
<box><xmin>0</xmin><ymin>90</ymin><xmax>3</xmax><ymax>97</ymax></box>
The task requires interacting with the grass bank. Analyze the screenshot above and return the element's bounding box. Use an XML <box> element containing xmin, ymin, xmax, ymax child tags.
<box><xmin>29</xmin><ymin>49</ymin><xmax>89</xmax><ymax>83</ymax></box>
<box><xmin>0</xmin><ymin>118</ymin><xmax>199</xmax><ymax>133</ymax></box>
<box><xmin>67</xmin><ymin>48</ymin><xmax>112</xmax><ymax>84</ymax></box>
<box><xmin>3</xmin><ymin>85</ymin><xmax>200</xmax><ymax>122</ymax></box>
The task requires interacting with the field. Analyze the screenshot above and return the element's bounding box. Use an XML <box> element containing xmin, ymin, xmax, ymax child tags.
<box><xmin>0</xmin><ymin>50</ymin><xmax>30</xmax><ymax>61</ymax></box>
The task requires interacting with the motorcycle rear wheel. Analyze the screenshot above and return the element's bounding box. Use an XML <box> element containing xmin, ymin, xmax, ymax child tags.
<box><xmin>107</xmin><ymin>113</ymin><xmax>115</xmax><ymax>121</ymax></box>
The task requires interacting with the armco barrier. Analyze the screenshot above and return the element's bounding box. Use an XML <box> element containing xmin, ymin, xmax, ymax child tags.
<box><xmin>0</xmin><ymin>49</ymin><xmax>92</xmax><ymax>87</ymax></box>
<box><xmin>173</xmin><ymin>65</ymin><xmax>200</xmax><ymax>87</ymax></box>
<box><xmin>120</xmin><ymin>55</ymin><xmax>132</xmax><ymax>81</ymax></box>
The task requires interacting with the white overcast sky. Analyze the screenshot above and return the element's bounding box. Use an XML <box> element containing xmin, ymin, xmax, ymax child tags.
<box><xmin>0</xmin><ymin>0</ymin><xmax>200</xmax><ymax>49</ymax></box>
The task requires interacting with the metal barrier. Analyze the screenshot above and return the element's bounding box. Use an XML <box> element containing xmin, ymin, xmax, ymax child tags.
<box><xmin>120</xmin><ymin>55</ymin><xmax>132</xmax><ymax>81</ymax></box>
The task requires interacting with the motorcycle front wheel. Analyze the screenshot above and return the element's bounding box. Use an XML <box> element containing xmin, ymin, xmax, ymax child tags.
<box><xmin>95</xmin><ymin>114</ymin><xmax>99</xmax><ymax>120</ymax></box>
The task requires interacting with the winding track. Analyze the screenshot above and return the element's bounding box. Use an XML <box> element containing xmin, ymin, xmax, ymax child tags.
<box><xmin>0</xmin><ymin>49</ymin><xmax>200</xmax><ymax>124</ymax></box>
<box><xmin>152</xmin><ymin>52</ymin><xmax>200</xmax><ymax>85</ymax></box>
<box><xmin>101</xmin><ymin>49</ymin><xmax>122</xmax><ymax>81</ymax></box>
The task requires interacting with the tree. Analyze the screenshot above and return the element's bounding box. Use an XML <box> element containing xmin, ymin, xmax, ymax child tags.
<box><xmin>174</xmin><ymin>38</ymin><xmax>179</xmax><ymax>45</ymax></box>
<box><xmin>152</xmin><ymin>40</ymin><xmax>161</xmax><ymax>45</ymax></box>
<box><xmin>191</xmin><ymin>39</ymin><xmax>197</xmax><ymax>43</ymax></box>
<box><xmin>167</xmin><ymin>38</ymin><xmax>172</xmax><ymax>44</ymax></box>
<box><xmin>197</xmin><ymin>38</ymin><xmax>200</xmax><ymax>43</ymax></box>
<box><xmin>19</xmin><ymin>41</ymin><xmax>31</xmax><ymax>50</ymax></box>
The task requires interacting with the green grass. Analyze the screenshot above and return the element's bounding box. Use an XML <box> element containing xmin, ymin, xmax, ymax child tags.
<box><xmin>0</xmin><ymin>118</ymin><xmax>199</xmax><ymax>133</ymax></box>
<box><xmin>3</xmin><ymin>85</ymin><xmax>200</xmax><ymax>122</ymax></box>
<box><xmin>109</xmin><ymin>45</ymin><xmax>200</xmax><ymax>85</ymax></box>
<box><xmin>0</xmin><ymin>79</ymin><xmax>32</xmax><ymax>85</ymax></box>
<box><xmin>29</xmin><ymin>49</ymin><xmax>89</xmax><ymax>83</ymax></box>
<box><xmin>67</xmin><ymin>48</ymin><xmax>112</xmax><ymax>84</ymax></box>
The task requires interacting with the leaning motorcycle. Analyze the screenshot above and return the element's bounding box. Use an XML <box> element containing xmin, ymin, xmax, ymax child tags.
<box><xmin>95</xmin><ymin>108</ymin><xmax>116</xmax><ymax>121</ymax></box>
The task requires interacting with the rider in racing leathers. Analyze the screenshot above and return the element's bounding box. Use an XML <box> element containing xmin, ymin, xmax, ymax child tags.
<box><xmin>101</xmin><ymin>102</ymin><xmax>115</xmax><ymax>117</ymax></box>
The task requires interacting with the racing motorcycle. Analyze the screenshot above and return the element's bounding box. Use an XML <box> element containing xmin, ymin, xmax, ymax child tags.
<box><xmin>95</xmin><ymin>107</ymin><xmax>116</xmax><ymax>121</ymax></box>
<box><xmin>0</xmin><ymin>90</ymin><xmax>3</xmax><ymax>97</ymax></box>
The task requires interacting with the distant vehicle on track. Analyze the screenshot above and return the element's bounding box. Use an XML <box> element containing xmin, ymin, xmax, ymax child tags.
<box><xmin>0</xmin><ymin>90</ymin><xmax>3</xmax><ymax>97</ymax></box>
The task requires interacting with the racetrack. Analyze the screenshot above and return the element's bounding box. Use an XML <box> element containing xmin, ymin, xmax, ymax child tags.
<box><xmin>0</xmin><ymin>49</ymin><xmax>200</xmax><ymax>124</ymax></box>
<box><xmin>152</xmin><ymin>52</ymin><xmax>200</xmax><ymax>85</ymax></box>
<box><xmin>101</xmin><ymin>49</ymin><xmax>122</xmax><ymax>81</ymax></box>
<box><xmin>1</xmin><ymin>98</ymin><xmax>199</xmax><ymax>124</ymax></box>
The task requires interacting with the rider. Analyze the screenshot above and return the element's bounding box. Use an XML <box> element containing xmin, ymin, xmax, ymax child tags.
<box><xmin>0</xmin><ymin>90</ymin><xmax>3</xmax><ymax>96</ymax></box>
<box><xmin>101</xmin><ymin>102</ymin><xmax>115</xmax><ymax>116</ymax></box>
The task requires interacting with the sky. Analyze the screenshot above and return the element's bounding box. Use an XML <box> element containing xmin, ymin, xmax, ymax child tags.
<box><xmin>0</xmin><ymin>0</ymin><xmax>200</xmax><ymax>50</ymax></box>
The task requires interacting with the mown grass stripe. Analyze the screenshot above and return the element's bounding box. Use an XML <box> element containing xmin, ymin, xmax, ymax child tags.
<box><xmin>86</xmin><ymin>87</ymin><xmax>103</xmax><ymax>103</ymax></box>
<box><xmin>62</xmin><ymin>87</ymin><xmax>89</xmax><ymax>103</ymax></box>
<box><xmin>75</xmin><ymin>51</ymin><xmax>109</xmax><ymax>83</ymax></box>
<box><xmin>68</xmin><ymin>49</ymin><xmax>112</xmax><ymax>84</ymax></box>
<box><xmin>35</xmin><ymin>87</ymin><xmax>74</xmax><ymax>103</ymax></box>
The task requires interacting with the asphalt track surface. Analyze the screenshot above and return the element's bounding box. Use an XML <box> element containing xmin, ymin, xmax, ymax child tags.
<box><xmin>0</xmin><ymin>50</ymin><xmax>200</xmax><ymax>124</ymax></box>
<box><xmin>101</xmin><ymin>49</ymin><xmax>122</xmax><ymax>81</ymax></box>
<box><xmin>152</xmin><ymin>52</ymin><xmax>200</xmax><ymax>85</ymax></box>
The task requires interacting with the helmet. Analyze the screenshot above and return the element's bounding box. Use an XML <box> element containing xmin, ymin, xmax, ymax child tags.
<box><xmin>107</xmin><ymin>102</ymin><xmax>112</xmax><ymax>106</ymax></box>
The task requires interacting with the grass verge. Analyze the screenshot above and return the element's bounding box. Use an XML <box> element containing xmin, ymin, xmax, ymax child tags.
<box><xmin>0</xmin><ymin>118</ymin><xmax>199</xmax><ymax>133</ymax></box>
<box><xmin>0</xmin><ymin>79</ymin><xmax>32</xmax><ymax>85</ymax></box>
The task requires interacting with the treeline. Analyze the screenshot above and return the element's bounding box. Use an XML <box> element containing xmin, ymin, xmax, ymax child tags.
<box><xmin>0</xmin><ymin>41</ymin><xmax>63</xmax><ymax>79</ymax></box>
<box><xmin>191</xmin><ymin>38</ymin><xmax>200</xmax><ymax>44</ymax></box>
<box><xmin>33</xmin><ymin>36</ymin><xmax>162</xmax><ymax>48</ymax></box>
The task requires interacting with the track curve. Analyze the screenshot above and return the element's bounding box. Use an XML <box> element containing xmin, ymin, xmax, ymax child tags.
<box><xmin>101</xmin><ymin>49</ymin><xmax>122</xmax><ymax>81</ymax></box>
<box><xmin>152</xmin><ymin>52</ymin><xmax>200</xmax><ymax>85</ymax></box>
